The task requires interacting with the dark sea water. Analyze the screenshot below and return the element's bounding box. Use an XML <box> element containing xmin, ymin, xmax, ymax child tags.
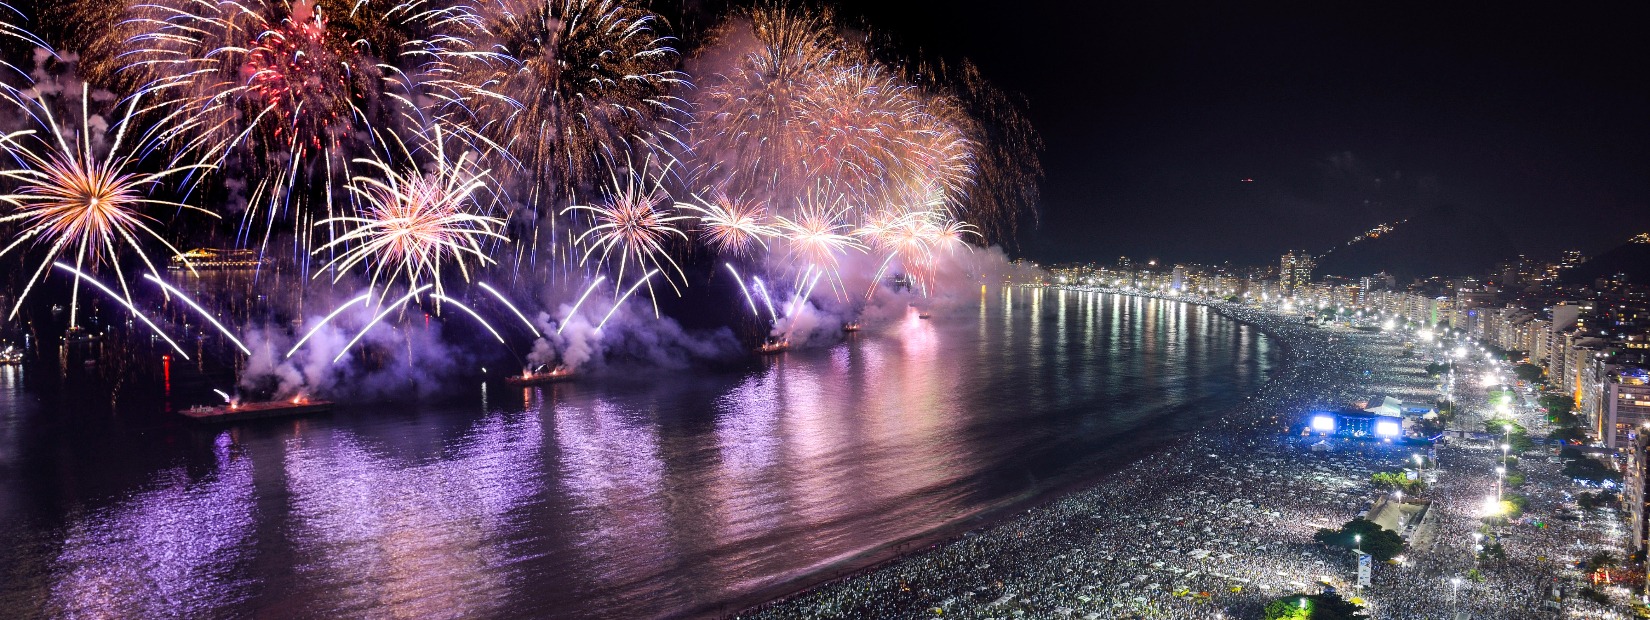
<box><xmin>0</xmin><ymin>290</ymin><xmax>1276</xmax><ymax>619</ymax></box>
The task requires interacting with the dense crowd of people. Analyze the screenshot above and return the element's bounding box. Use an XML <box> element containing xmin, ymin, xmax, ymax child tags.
<box><xmin>741</xmin><ymin>294</ymin><xmax>1637</xmax><ymax>619</ymax></box>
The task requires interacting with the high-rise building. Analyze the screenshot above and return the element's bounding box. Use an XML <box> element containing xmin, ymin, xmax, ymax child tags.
<box><xmin>1627</xmin><ymin>431</ymin><xmax>1650</xmax><ymax>556</ymax></box>
<box><xmin>1601</xmin><ymin>367</ymin><xmax>1650</xmax><ymax>449</ymax></box>
<box><xmin>1280</xmin><ymin>251</ymin><xmax>1314</xmax><ymax>295</ymax></box>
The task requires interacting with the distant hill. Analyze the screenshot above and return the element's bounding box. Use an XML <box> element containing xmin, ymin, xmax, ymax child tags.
<box><xmin>1315</xmin><ymin>204</ymin><xmax>1518</xmax><ymax>279</ymax></box>
<box><xmin>1562</xmin><ymin>237</ymin><xmax>1650</xmax><ymax>285</ymax></box>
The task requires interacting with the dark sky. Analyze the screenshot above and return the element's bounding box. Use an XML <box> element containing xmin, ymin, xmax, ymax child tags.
<box><xmin>828</xmin><ymin>1</ymin><xmax>1650</xmax><ymax>266</ymax></box>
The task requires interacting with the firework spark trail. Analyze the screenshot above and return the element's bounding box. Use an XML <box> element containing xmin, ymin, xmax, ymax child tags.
<box><xmin>557</xmin><ymin>275</ymin><xmax>608</xmax><ymax>335</ymax></box>
<box><xmin>724</xmin><ymin>263</ymin><xmax>759</xmax><ymax>316</ymax></box>
<box><xmin>51</xmin><ymin>262</ymin><xmax>190</xmax><ymax>359</ymax></box>
<box><xmin>142</xmin><ymin>274</ymin><xmax>251</xmax><ymax>355</ymax></box>
<box><xmin>333</xmin><ymin>284</ymin><xmax>432</xmax><ymax>364</ymax></box>
<box><xmin>595</xmin><ymin>269</ymin><xmax>659</xmax><ymax>332</ymax></box>
<box><xmin>430</xmin><ymin>294</ymin><xmax>505</xmax><ymax>343</ymax></box>
<box><xmin>751</xmin><ymin>277</ymin><xmax>778</xmax><ymax>323</ymax></box>
<box><xmin>864</xmin><ymin>252</ymin><xmax>899</xmax><ymax>301</ymax></box>
<box><xmin>0</xmin><ymin>85</ymin><xmax>215</xmax><ymax>324</ymax></box>
<box><xmin>478</xmin><ymin>281</ymin><xmax>541</xmax><ymax>337</ymax></box>
<box><xmin>212</xmin><ymin>388</ymin><xmax>233</xmax><ymax>403</ymax></box>
<box><xmin>783</xmin><ymin>265</ymin><xmax>814</xmax><ymax>319</ymax></box>
<box><xmin>287</xmin><ymin>293</ymin><xmax>370</xmax><ymax>358</ymax></box>
<box><xmin>782</xmin><ymin>267</ymin><xmax>819</xmax><ymax>322</ymax></box>
<box><xmin>0</xmin><ymin>5</ymin><xmax>52</xmax><ymax>87</ymax></box>
<box><xmin>781</xmin><ymin>270</ymin><xmax>822</xmax><ymax>341</ymax></box>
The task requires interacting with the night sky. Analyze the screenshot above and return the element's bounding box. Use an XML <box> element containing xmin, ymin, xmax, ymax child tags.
<box><xmin>829</xmin><ymin>1</ymin><xmax>1650</xmax><ymax>266</ymax></box>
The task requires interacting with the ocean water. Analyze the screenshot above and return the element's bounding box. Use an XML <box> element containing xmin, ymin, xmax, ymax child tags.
<box><xmin>0</xmin><ymin>290</ymin><xmax>1276</xmax><ymax>619</ymax></box>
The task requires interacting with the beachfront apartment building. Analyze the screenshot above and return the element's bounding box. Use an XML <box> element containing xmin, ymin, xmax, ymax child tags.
<box><xmin>1626</xmin><ymin>432</ymin><xmax>1650</xmax><ymax>556</ymax></box>
<box><xmin>1280</xmin><ymin>251</ymin><xmax>1314</xmax><ymax>295</ymax></box>
<box><xmin>1604</xmin><ymin>369</ymin><xmax>1650</xmax><ymax>449</ymax></box>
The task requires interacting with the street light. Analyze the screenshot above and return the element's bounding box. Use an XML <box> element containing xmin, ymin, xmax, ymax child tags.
<box><xmin>1496</xmin><ymin>466</ymin><xmax>1506</xmax><ymax>501</ymax></box>
<box><xmin>1355</xmin><ymin>534</ymin><xmax>1362</xmax><ymax>554</ymax></box>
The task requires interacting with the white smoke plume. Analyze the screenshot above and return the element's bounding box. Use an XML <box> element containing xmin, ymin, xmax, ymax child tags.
<box><xmin>524</xmin><ymin>283</ymin><xmax>741</xmax><ymax>373</ymax></box>
<box><xmin>236</xmin><ymin>293</ymin><xmax>475</xmax><ymax>401</ymax></box>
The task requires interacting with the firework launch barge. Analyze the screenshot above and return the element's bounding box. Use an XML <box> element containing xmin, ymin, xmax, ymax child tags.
<box><xmin>505</xmin><ymin>366</ymin><xmax>576</xmax><ymax>386</ymax></box>
<box><xmin>180</xmin><ymin>399</ymin><xmax>335</xmax><ymax>423</ymax></box>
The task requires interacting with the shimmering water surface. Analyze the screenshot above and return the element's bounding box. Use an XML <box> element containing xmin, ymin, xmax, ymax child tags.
<box><xmin>0</xmin><ymin>291</ymin><xmax>1276</xmax><ymax>619</ymax></box>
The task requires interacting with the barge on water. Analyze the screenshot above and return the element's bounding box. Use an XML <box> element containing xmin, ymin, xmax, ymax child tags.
<box><xmin>181</xmin><ymin>399</ymin><xmax>334</xmax><ymax>423</ymax></box>
<box><xmin>505</xmin><ymin>366</ymin><xmax>575</xmax><ymax>386</ymax></box>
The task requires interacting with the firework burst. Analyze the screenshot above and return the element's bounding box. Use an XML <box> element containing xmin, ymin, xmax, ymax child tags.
<box><xmin>773</xmin><ymin>191</ymin><xmax>864</xmax><ymax>295</ymax></box>
<box><xmin>677</xmin><ymin>189</ymin><xmax>775</xmax><ymax>256</ymax></box>
<box><xmin>452</xmin><ymin>0</ymin><xmax>686</xmax><ymax>206</ymax></box>
<box><xmin>0</xmin><ymin>85</ymin><xmax>215</xmax><ymax>324</ymax></box>
<box><xmin>688</xmin><ymin>3</ymin><xmax>845</xmax><ymax>199</ymax></box>
<box><xmin>858</xmin><ymin>210</ymin><xmax>935</xmax><ymax>269</ymax></box>
<box><xmin>856</xmin><ymin>209</ymin><xmax>977</xmax><ymax>296</ymax></box>
<box><xmin>688</xmin><ymin>4</ymin><xmax>981</xmax><ymax>230</ymax></box>
<box><xmin>90</xmin><ymin>0</ymin><xmax>440</xmax><ymax>257</ymax></box>
<box><xmin>794</xmin><ymin>64</ymin><xmax>974</xmax><ymax>211</ymax></box>
<box><xmin>565</xmin><ymin>163</ymin><xmax>693</xmax><ymax>292</ymax></box>
<box><xmin>315</xmin><ymin>124</ymin><xmax>506</xmax><ymax>300</ymax></box>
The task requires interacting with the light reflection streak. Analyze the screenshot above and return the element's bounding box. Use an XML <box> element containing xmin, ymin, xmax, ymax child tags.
<box><xmin>282</xmin><ymin>413</ymin><xmax>542</xmax><ymax>618</ymax></box>
<box><xmin>46</xmin><ymin>433</ymin><xmax>256</xmax><ymax>618</ymax></box>
<box><xmin>551</xmin><ymin>399</ymin><xmax>674</xmax><ymax>580</ymax></box>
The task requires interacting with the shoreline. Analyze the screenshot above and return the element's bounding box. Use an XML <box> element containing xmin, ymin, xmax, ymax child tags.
<box><xmin>713</xmin><ymin>291</ymin><xmax>1299</xmax><ymax>619</ymax></box>
<box><xmin>733</xmin><ymin>290</ymin><xmax>1638</xmax><ymax>619</ymax></box>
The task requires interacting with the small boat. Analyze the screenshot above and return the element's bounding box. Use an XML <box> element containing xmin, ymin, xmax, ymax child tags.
<box><xmin>505</xmin><ymin>366</ymin><xmax>575</xmax><ymax>386</ymax></box>
<box><xmin>180</xmin><ymin>397</ymin><xmax>333</xmax><ymax>423</ymax></box>
<box><xmin>757</xmin><ymin>339</ymin><xmax>789</xmax><ymax>354</ymax></box>
<box><xmin>842</xmin><ymin>322</ymin><xmax>861</xmax><ymax>332</ymax></box>
<box><xmin>917</xmin><ymin>311</ymin><xmax>932</xmax><ymax>319</ymax></box>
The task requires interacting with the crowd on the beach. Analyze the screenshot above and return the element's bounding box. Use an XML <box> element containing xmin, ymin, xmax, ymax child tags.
<box><xmin>740</xmin><ymin>294</ymin><xmax>1639</xmax><ymax>619</ymax></box>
